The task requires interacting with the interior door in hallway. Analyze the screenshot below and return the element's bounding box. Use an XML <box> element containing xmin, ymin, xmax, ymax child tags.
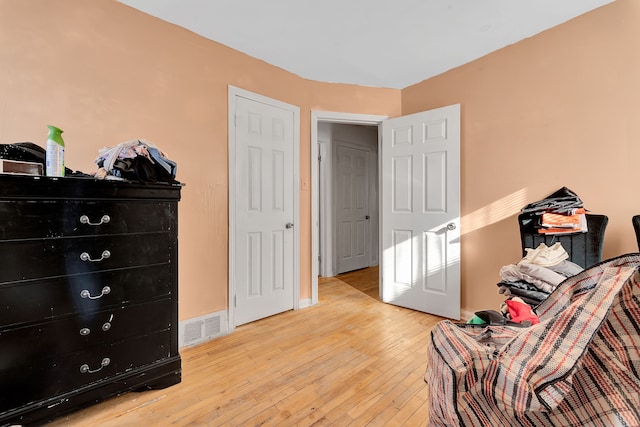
<box><xmin>335</xmin><ymin>143</ymin><xmax>370</xmax><ymax>274</ymax></box>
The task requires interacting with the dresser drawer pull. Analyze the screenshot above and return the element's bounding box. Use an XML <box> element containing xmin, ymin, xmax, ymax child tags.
<box><xmin>79</xmin><ymin>327</ymin><xmax>91</xmax><ymax>336</ymax></box>
<box><xmin>80</xmin><ymin>250</ymin><xmax>111</xmax><ymax>262</ymax></box>
<box><xmin>80</xmin><ymin>214</ymin><xmax>111</xmax><ymax>226</ymax></box>
<box><xmin>79</xmin><ymin>357</ymin><xmax>110</xmax><ymax>374</ymax></box>
<box><xmin>80</xmin><ymin>286</ymin><xmax>111</xmax><ymax>299</ymax></box>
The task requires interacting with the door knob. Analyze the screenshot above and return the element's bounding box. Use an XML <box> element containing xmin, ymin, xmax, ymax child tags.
<box><xmin>365</xmin><ymin>215</ymin><xmax>370</xmax><ymax>220</ymax></box>
<box><xmin>447</xmin><ymin>223</ymin><xmax>456</xmax><ymax>231</ymax></box>
<box><xmin>286</xmin><ymin>222</ymin><xmax>294</xmax><ymax>229</ymax></box>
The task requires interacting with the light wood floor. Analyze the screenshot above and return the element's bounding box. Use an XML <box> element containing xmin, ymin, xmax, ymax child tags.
<box><xmin>48</xmin><ymin>271</ymin><xmax>443</xmax><ymax>426</ymax></box>
<box><xmin>336</xmin><ymin>266</ymin><xmax>380</xmax><ymax>301</ymax></box>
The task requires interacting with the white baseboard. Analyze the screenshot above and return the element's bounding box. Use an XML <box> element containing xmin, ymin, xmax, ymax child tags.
<box><xmin>179</xmin><ymin>299</ymin><xmax>315</xmax><ymax>348</ymax></box>
<box><xmin>298</xmin><ymin>297</ymin><xmax>313</xmax><ymax>309</ymax></box>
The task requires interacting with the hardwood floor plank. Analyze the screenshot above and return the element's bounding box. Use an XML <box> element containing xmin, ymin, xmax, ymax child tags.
<box><xmin>336</xmin><ymin>266</ymin><xmax>381</xmax><ymax>301</ymax></box>
<box><xmin>47</xmin><ymin>272</ymin><xmax>444</xmax><ymax>426</ymax></box>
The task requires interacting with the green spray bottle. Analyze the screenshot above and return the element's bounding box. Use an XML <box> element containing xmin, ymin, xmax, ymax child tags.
<box><xmin>46</xmin><ymin>125</ymin><xmax>65</xmax><ymax>177</ymax></box>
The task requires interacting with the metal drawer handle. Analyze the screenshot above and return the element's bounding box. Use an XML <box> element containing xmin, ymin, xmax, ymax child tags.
<box><xmin>80</xmin><ymin>286</ymin><xmax>111</xmax><ymax>300</ymax></box>
<box><xmin>79</xmin><ymin>323</ymin><xmax>111</xmax><ymax>336</ymax></box>
<box><xmin>80</xmin><ymin>214</ymin><xmax>110</xmax><ymax>226</ymax></box>
<box><xmin>80</xmin><ymin>250</ymin><xmax>111</xmax><ymax>262</ymax></box>
<box><xmin>79</xmin><ymin>314</ymin><xmax>113</xmax><ymax>335</ymax></box>
<box><xmin>79</xmin><ymin>357</ymin><xmax>110</xmax><ymax>374</ymax></box>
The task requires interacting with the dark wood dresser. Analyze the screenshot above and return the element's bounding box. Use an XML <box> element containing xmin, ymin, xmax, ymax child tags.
<box><xmin>0</xmin><ymin>175</ymin><xmax>182</xmax><ymax>426</ymax></box>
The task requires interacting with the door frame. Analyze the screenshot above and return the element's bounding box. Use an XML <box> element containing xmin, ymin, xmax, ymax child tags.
<box><xmin>311</xmin><ymin>111</ymin><xmax>388</xmax><ymax>306</ymax></box>
<box><xmin>229</xmin><ymin>86</ymin><xmax>301</xmax><ymax>332</ymax></box>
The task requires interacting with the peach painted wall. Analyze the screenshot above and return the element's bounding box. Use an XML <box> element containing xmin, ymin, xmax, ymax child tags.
<box><xmin>3</xmin><ymin>0</ymin><xmax>634</xmax><ymax>322</ymax></box>
<box><xmin>0</xmin><ymin>0</ymin><xmax>401</xmax><ymax>321</ymax></box>
<box><xmin>402</xmin><ymin>0</ymin><xmax>640</xmax><ymax>314</ymax></box>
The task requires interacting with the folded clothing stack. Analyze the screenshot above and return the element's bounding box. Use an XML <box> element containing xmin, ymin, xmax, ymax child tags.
<box><xmin>520</xmin><ymin>186</ymin><xmax>588</xmax><ymax>235</ymax></box>
<box><xmin>539</xmin><ymin>208</ymin><xmax>588</xmax><ymax>235</ymax></box>
<box><xmin>497</xmin><ymin>242</ymin><xmax>584</xmax><ymax>306</ymax></box>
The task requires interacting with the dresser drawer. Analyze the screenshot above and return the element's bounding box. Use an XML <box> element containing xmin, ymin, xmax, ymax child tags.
<box><xmin>0</xmin><ymin>200</ymin><xmax>174</xmax><ymax>240</ymax></box>
<box><xmin>0</xmin><ymin>329</ymin><xmax>172</xmax><ymax>413</ymax></box>
<box><xmin>0</xmin><ymin>264</ymin><xmax>172</xmax><ymax>328</ymax></box>
<box><xmin>0</xmin><ymin>232</ymin><xmax>172</xmax><ymax>282</ymax></box>
<box><xmin>0</xmin><ymin>299</ymin><xmax>172</xmax><ymax>367</ymax></box>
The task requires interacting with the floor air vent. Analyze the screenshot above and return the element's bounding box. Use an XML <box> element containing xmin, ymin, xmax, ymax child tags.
<box><xmin>204</xmin><ymin>316</ymin><xmax>221</xmax><ymax>338</ymax></box>
<box><xmin>180</xmin><ymin>311</ymin><xmax>226</xmax><ymax>348</ymax></box>
<box><xmin>183</xmin><ymin>320</ymin><xmax>202</xmax><ymax>344</ymax></box>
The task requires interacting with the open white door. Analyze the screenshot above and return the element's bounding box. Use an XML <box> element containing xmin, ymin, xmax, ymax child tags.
<box><xmin>381</xmin><ymin>104</ymin><xmax>460</xmax><ymax>319</ymax></box>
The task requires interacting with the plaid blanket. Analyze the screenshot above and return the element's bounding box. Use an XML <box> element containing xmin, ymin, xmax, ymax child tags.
<box><xmin>425</xmin><ymin>253</ymin><xmax>640</xmax><ymax>426</ymax></box>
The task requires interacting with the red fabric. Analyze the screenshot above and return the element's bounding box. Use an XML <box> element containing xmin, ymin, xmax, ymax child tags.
<box><xmin>506</xmin><ymin>299</ymin><xmax>540</xmax><ymax>325</ymax></box>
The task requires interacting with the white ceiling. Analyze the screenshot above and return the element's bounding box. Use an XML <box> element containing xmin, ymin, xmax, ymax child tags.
<box><xmin>118</xmin><ymin>0</ymin><xmax>614</xmax><ymax>89</ymax></box>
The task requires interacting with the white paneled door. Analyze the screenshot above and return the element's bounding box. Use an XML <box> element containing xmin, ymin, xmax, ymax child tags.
<box><xmin>381</xmin><ymin>104</ymin><xmax>460</xmax><ymax>319</ymax></box>
<box><xmin>231</xmin><ymin>90</ymin><xmax>298</xmax><ymax>326</ymax></box>
<box><xmin>336</xmin><ymin>144</ymin><xmax>370</xmax><ymax>274</ymax></box>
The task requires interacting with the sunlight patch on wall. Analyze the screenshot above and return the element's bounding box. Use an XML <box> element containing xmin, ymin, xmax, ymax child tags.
<box><xmin>461</xmin><ymin>188</ymin><xmax>530</xmax><ymax>235</ymax></box>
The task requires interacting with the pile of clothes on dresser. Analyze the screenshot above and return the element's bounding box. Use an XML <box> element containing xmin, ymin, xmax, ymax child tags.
<box><xmin>94</xmin><ymin>139</ymin><xmax>178</xmax><ymax>184</ymax></box>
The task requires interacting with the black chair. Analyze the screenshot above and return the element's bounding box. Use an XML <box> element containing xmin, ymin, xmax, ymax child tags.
<box><xmin>632</xmin><ymin>215</ymin><xmax>640</xmax><ymax>251</ymax></box>
<box><xmin>518</xmin><ymin>213</ymin><xmax>608</xmax><ymax>269</ymax></box>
